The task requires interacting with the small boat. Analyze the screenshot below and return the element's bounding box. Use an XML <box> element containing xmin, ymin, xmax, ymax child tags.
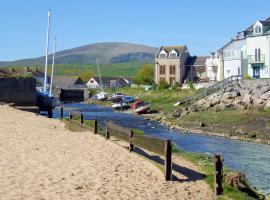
<box><xmin>130</xmin><ymin>99</ymin><xmax>143</xmax><ymax>109</ymax></box>
<box><xmin>112</xmin><ymin>92</ymin><xmax>124</xmax><ymax>99</ymax></box>
<box><xmin>134</xmin><ymin>102</ymin><xmax>150</xmax><ymax>114</ymax></box>
<box><xmin>122</xmin><ymin>96</ymin><xmax>135</xmax><ymax>103</ymax></box>
<box><xmin>112</xmin><ymin>102</ymin><xmax>129</xmax><ymax>110</ymax></box>
<box><xmin>95</xmin><ymin>59</ymin><xmax>108</xmax><ymax>101</ymax></box>
<box><xmin>96</xmin><ymin>91</ymin><xmax>108</xmax><ymax>101</ymax></box>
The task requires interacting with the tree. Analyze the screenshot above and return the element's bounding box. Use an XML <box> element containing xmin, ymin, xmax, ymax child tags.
<box><xmin>79</xmin><ymin>70</ymin><xmax>95</xmax><ymax>83</ymax></box>
<box><xmin>133</xmin><ymin>64</ymin><xmax>154</xmax><ymax>85</ymax></box>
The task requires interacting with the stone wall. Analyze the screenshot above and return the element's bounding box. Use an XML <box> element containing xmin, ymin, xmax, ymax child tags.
<box><xmin>0</xmin><ymin>77</ymin><xmax>36</xmax><ymax>106</ymax></box>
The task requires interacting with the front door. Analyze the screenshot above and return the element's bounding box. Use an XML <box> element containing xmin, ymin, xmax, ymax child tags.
<box><xmin>253</xmin><ymin>66</ymin><xmax>260</xmax><ymax>79</ymax></box>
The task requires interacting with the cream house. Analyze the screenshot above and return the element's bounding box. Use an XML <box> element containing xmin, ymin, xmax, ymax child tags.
<box><xmin>155</xmin><ymin>45</ymin><xmax>190</xmax><ymax>85</ymax></box>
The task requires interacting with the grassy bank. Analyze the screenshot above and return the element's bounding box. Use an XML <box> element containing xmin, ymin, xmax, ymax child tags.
<box><xmin>177</xmin><ymin>109</ymin><xmax>270</xmax><ymax>141</ymax></box>
<box><xmin>99</xmin><ymin>87</ymin><xmax>196</xmax><ymax>113</ymax></box>
<box><xmin>173</xmin><ymin>146</ymin><xmax>264</xmax><ymax>200</ymax></box>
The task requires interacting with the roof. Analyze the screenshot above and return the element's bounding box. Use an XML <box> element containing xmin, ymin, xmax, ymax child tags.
<box><xmin>161</xmin><ymin>45</ymin><xmax>187</xmax><ymax>54</ymax></box>
<box><xmin>185</xmin><ymin>56</ymin><xmax>208</xmax><ymax>66</ymax></box>
<box><xmin>53</xmin><ymin>76</ymin><xmax>82</xmax><ymax>88</ymax></box>
<box><xmin>259</xmin><ymin>20</ymin><xmax>270</xmax><ymax>26</ymax></box>
<box><xmin>91</xmin><ymin>77</ymin><xmax>130</xmax><ymax>86</ymax></box>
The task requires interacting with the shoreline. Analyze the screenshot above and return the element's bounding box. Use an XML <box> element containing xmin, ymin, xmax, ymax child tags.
<box><xmin>143</xmin><ymin>112</ymin><xmax>270</xmax><ymax>145</ymax></box>
<box><xmin>86</xmin><ymin>101</ymin><xmax>270</xmax><ymax>145</ymax></box>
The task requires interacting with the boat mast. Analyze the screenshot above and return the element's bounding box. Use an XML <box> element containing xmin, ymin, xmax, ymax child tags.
<box><xmin>96</xmin><ymin>58</ymin><xmax>103</xmax><ymax>90</ymax></box>
<box><xmin>49</xmin><ymin>37</ymin><xmax>56</xmax><ymax>97</ymax></box>
<box><xmin>44</xmin><ymin>9</ymin><xmax>51</xmax><ymax>93</ymax></box>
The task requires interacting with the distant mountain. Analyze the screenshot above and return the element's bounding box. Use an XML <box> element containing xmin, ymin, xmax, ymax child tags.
<box><xmin>0</xmin><ymin>42</ymin><xmax>158</xmax><ymax>67</ymax></box>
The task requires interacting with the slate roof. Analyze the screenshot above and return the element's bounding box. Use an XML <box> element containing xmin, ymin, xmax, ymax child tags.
<box><xmin>162</xmin><ymin>45</ymin><xmax>186</xmax><ymax>54</ymax></box>
<box><xmin>185</xmin><ymin>56</ymin><xmax>208</xmax><ymax>66</ymax></box>
<box><xmin>53</xmin><ymin>76</ymin><xmax>83</xmax><ymax>88</ymax></box>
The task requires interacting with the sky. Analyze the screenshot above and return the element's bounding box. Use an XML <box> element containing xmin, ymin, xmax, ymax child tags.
<box><xmin>1</xmin><ymin>0</ymin><xmax>270</xmax><ymax>61</ymax></box>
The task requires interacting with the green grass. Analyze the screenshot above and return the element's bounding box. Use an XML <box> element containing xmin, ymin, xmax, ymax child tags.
<box><xmin>180</xmin><ymin>110</ymin><xmax>252</xmax><ymax>125</ymax></box>
<box><xmin>104</xmin><ymin>87</ymin><xmax>196</xmax><ymax>113</ymax></box>
<box><xmin>3</xmin><ymin>61</ymin><xmax>149</xmax><ymax>78</ymax></box>
<box><xmin>173</xmin><ymin>147</ymin><xmax>262</xmax><ymax>200</ymax></box>
<box><xmin>132</xmin><ymin>129</ymin><xmax>144</xmax><ymax>135</ymax></box>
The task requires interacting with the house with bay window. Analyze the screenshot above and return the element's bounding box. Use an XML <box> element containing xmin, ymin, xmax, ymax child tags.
<box><xmin>155</xmin><ymin>45</ymin><xmax>190</xmax><ymax>85</ymax></box>
<box><xmin>206</xmin><ymin>17</ymin><xmax>270</xmax><ymax>80</ymax></box>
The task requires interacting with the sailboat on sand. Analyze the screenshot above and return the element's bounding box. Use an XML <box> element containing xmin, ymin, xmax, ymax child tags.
<box><xmin>36</xmin><ymin>10</ymin><xmax>58</xmax><ymax>116</ymax></box>
<box><xmin>95</xmin><ymin>59</ymin><xmax>108</xmax><ymax>101</ymax></box>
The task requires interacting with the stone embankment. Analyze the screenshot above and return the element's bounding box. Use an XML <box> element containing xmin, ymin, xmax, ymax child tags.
<box><xmin>172</xmin><ymin>82</ymin><xmax>270</xmax><ymax>118</ymax></box>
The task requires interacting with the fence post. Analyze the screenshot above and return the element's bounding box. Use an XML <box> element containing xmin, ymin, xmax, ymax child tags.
<box><xmin>105</xmin><ymin>123</ymin><xmax>110</xmax><ymax>139</ymax></box>
<box><xmin>69</xmin><ymin>113</ymin><xmax>73</xmax><ymax>128</ymax></box>
<box><xmin>164</xmin><ymin>140</ymin><xmax>172</xmax><ymax>181</ymax></box>
<box><xmin>60</xmin><ymin>107</ymin><xmax>63</xmax><ymax>119</ymax></box>
<box><xmin>94</xmin><ymin>120</ymin><xmax>98</xmax><ymax>134</ymax></box>
<box><xmin>213</xmin><ymin>155</ymin><xmax>224</xmax><ymax>196</ymax></box>
<box><xmin>80</xmin><ymin>113</ymin><xmax>84</xmax><ymax>126</ymax></box>
<box><xmin>129</xmin><ymin>130</ymin><xmax>134</xmax><ymax>152</ymax></box>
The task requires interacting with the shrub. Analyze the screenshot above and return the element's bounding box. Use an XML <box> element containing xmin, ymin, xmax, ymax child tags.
<box><xmin>159</xmin><ymin>79</ymin><xmax>170</xmax><ymax>89</ymax></box>
<box><xmin>188</xmin><ymin>81</ymin><xmax>194</xmax><ymax>89</ymax></box>
<box><xmin>244</xmin><ymin>75</ymin><xmax>252</xmax><ymax>80</ymax></box>
<box><xmin>247</xmin><ymin>132</ymin><xmax>257</xmax><ymax>138</ymax></box>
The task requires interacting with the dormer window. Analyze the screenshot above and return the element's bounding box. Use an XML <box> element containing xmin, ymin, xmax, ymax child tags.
<box><xmin>159</xmin><ymin>49</ymin><xmax>168</xmax><ymax>58</ymax></box>
<box><xmin>255</xmin><ymin>25</ymin><xmax>262</xmax><ymax>34</ymax></box>
<box><xmin>169</xmin><ymin>50</ymin><xmax>178</xmax><ymax>58</ymax></box>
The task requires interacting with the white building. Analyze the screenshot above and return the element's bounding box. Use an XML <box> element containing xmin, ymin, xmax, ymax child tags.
<box><xmin>207</xmin><ymin>17</ymin><xmax>270</xmax><ymax>80</ymax></box>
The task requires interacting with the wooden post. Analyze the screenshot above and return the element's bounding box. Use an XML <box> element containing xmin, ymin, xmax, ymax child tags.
<box><xmin>94</xmin><ymin>120</ymin><xmax>98</xmax><ymax>134</ymax></box>
<box><xmin>60</xmin><ymin>107</ymin><xmax>63</xmax><ymax>119</ymax></box>
<box><xmin>105</xmin><ymin>123</ymin><xmax>110</xmax><ymax>139</ymax></box>
<box><xmin>80</xmin><ymin>113</ymin><xmax>84</xmax><ymax>126</ymax></box>
<box><xmin>213</xmin><ymin>155</ymin><xmax>224</xmax><ymax>196</ymax></box>
<box><xmin>69</xmin><ymin>114</ymin><xmax>73</xmax><ymax>128</ymax></box>
<box><xmin>129</xmin><ymin>130</ymin><xmax>134</xmax><ymax>152</ymax></box>
<box><xmin>164</xmin><ymin>140</ymin><xmax>172</xmax><ymax>181</ymax></box>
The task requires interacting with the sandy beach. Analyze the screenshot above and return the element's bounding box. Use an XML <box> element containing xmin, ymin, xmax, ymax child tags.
<box><xmin>0</xmin><ymin>105</ymin><xmax>213</xmax><ymax>200</ymax></box>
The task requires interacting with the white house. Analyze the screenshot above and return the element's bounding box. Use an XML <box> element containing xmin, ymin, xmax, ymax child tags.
<box><xmin>207</xmin><ymin>17</ymin><xmax>270</xmax><ymax>80</ymax></box>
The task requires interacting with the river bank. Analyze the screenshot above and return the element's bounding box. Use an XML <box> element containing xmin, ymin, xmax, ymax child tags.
<box><xmin>142</xmin><ymin>112</ymin><xmax>270</xmax><ymax>145</ymax></box>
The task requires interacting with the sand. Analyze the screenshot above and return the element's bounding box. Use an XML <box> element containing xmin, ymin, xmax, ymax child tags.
<box><xmin>0</xmin><ymin>105</ymin><xmax>213</xmax><ymax>200</ymax></box>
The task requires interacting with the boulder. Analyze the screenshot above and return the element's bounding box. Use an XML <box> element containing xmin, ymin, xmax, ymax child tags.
<box><xmin>187</xmin><ymin>104</ymin><xmax>198</xmax><ymax>112</ymax></box>
<box><xmin>231</xmin><ymin>91</ymin><xmax>240</xmax><ymax>98</ymax></box>
<box><xmin>211</xmin><ymin>98</ymin><xmax>220</xmax><ymax>107</ymax></box>
<box><xmin>264</xmin><ymin>100</ymin><xmax>270</xmax><ymax>110</ymax></box>
<box><xmin>180</xmin><ymin>110</ymin><xmax>189</xmax><ymax>116</ymax></box>
<box><xmin>259</xmin><ymin>91</ymin><xmax>270</xmax><ymax>100</ymax></box>
<box><xmin>242</xmin><ymin>94</ymin><xmax>252</xmax><ymax>104</ymax></box>
<box><xmin>239</xmin><ymin>89</ymin><xmax>250</xmax><ymax>97</ymax></box>
<box><xmin>253</xmin><ymin>99</ymin><xmax>266</xmax><ymax>110</ymax></box>
<box><xmin>196</xmin><ymin>99</ymin><xmax>206</xmax><ymax>106</ymax></box>
<box><xmin>202</xmin><ymin>101</ymin><xmax>212</xmax><ymax>110</ymax></box>
<box><xmin>232</xmin><ymin>98</ymin><xmax>242</xmax><ymax>106</ymax></box>
<box><xmin>260</xmin><ymin>85</ymin><xmax>270</xmax><ymax>94</ymax></box>
<box><xmin>223</xmin><ymin>92</ymin><xmax>233</xmax><ymax>99</ymax></box>
<box><xmin>171</xmin><ymin>109</ymin><xmax>182</xmax><ymax>118</ymax></box>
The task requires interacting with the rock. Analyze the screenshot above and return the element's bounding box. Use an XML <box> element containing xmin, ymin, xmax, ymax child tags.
<box><xmin>171</xmin><ymin>109</ymin><xmax>182</xmax><ymax>118</ymax></box>
<box><xmin>260</xmin><ymin>91</ymin><xmax>270</xmax><ymax>100</ymax></box>
<box><xmin>232</xmin><ymin>98</ymin><xmax>242</xmax><ymax>106</ymax></box>
<box><xmin>223</xmin><ymin>92</ymin><xmax>233</xmax><ymax>99</ymax></box>
<box><xmin>242</xmin><ymin>94</ymin><xmax>252</xmax><ymax>104</ymax></box>
<box><xmin>260</xmin><ymin>85</ymin><xmax>270</xmax><ymax>94</ymax></box>
<box><xmin>239</xmin><ymin>89</ymin><xmax>250</xmax><ymax>97</ymax></box>
<box><xmin>231</xmin><ymin>91</ymin><xmax>240</xmax><ymax>98</ymax></box>
<box><xmin>180</xmin><ymin>110</ymin><xmax>189</xmax><ymax>116</ymax></box>
<box><xmin>211</xmin><ymin>98</ymin><xmax>220</xmax><ymax>107</ymax></box>
<box><xmin>196</xmin><ymin>99</ymin><xmax>206</xmax><ymax>106</ymax></box>
<box><xmin>235</xmin><ymin>129</ymin><xmax>247</xmax><ymax>135</ymax></box>
<box><xmin>253</xmin><ymin>99</ymin><xmax>265</xmax><ymax>110</ymax></box>
<box><xmin>187</xmin><ymin>104</ymin><xmax>198</xmax><ymax>112</ymax></box>
<box><xmin>203</xmin><ymin>101</ymin><xmax>212</xmax><ymax>110</ymax></box>
<box><xmin>264</xmin><ymin>100</ymin><xmax>270</xmax><ymax>110</ymax></box>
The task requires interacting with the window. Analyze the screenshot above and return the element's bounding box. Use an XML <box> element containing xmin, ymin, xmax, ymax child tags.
<box><xmin>170</xmin><ymin>53</ymin><xmax>177</xmax><ymax>58</ymax></box>
<box><xmin>226</xmin><ymin>69</ymin><xmax>231</xmax><ymax>76</ymax></box>
<box><xmin>238</xmin><ymin>67</ymin><xmax>241</xmax><ymax>75</ymax></box>
<box><xmin>169</xmin><ymin>77</ymin><xmax>175</xmax><ymax>85</ymax></box>
<box><xmin>169</xmin><ymin>65</ymin><xmax>176</xmax><ymax>75</ymax></box>
<box><xmin>255</xmin><ymin>48</ymin><xmax>261</xmax><ymax>61</ymax></box>
<box><xmin>255</xmin><ymin>25</ymin><xmax>262</xmax><ymax>34</ymax></box>
<box><xmin>159</xmin><ymin>65</ymin><xmax>166</xmax><ymax>75</ymax></box>
<box><xmin>159</xmin><ymin>53</ymin><xmax>167</xmax><ymax>58</ymax></box>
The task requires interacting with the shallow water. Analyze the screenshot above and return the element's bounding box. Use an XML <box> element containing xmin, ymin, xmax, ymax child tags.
<box><xmin>53</xmin><ymin>103</ymin><xmax>270</xmax><ymax>195</ymax></box>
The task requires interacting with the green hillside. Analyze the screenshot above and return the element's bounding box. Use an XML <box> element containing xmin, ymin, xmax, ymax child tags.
<box><xmin>0</xmin><ymin>42</ymin><xmax>157</xmax><ymax>67</ymax></box>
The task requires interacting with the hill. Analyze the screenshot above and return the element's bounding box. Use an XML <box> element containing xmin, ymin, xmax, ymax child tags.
<box><xmin>0</xmin><ymin>42</ymin><xmax>158</xmax><ymax>67</ymax></box>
